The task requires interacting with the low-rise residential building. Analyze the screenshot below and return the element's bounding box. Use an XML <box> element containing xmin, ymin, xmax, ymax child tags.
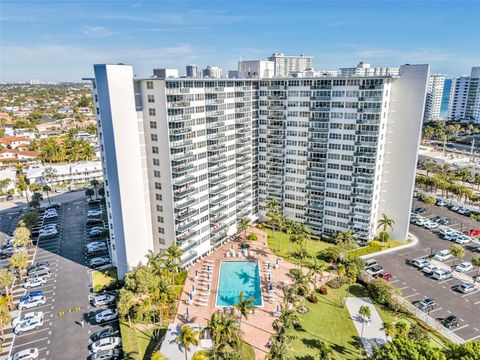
<box><xmin>25</xmin><ymin>161</ymin><xmax>102</xmax><ymax>185</ymax></box>
<box><xmin>0</xmin><ymin>136</ymin><xmax>31</xmax><ymax>149</ymax></box>
<box><xmin>0</xmin><ymin>149</ymin><xmax>40</xmax><ymax>162</ymax></box>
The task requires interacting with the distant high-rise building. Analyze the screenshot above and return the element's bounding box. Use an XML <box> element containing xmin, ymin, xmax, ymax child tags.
<box><xmin>203</xmin><ymin>65</ymin><xmax>222</xmax><ymax>78</ymax></box>
<box><xmin>424</xmin><ymin>74</ymin><xmax>445</xmax><ymax>121</ymax></box>
<box><xmin>448</xmin><ymin>66</ymin><xmax>480</xmax><ymax>122</ymax></box>
<box><xmin>29</xmin><ymin>79</ymin><xmax>40</xmax><ymax>85</ymax></box>
<box><xmin>237</xmin><ymin>60</ymin><xmax>274</xmax><ymax>78</ymax></box>
<box><xmin>268</xmin><ymin>53</ymin><xmax>313</xmax><ymax>77</ymax></box>
<box><xmin>89</xmin><ymin>62</ymin><xmax>429</xmax><ymax>278</ymax></box>
<box><xmin>340</xmin><ymin>62</ymin><xmax>399</xmax><ymax>77</ymax></box>
<box><xmin>186</xmin><ymin>64</ymin><xmax>200</xmax><ymax>78</ymax></box>
<box><xmin>153</xmin><ymin>68</ymin><xmax>179</xmax><ymax>78</ymax></box>
<box><xmin>228</xmin><ymin>70</ymin><xmax>239</xmax><ymax>79</ymax></box>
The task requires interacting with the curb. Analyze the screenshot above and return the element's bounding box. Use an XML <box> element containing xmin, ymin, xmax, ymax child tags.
<box><xmin>360</xmin><ymin>232</ymin><xmax>419</xmax><ymax>260</ymax></box>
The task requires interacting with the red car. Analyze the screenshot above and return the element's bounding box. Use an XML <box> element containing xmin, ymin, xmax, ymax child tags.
<box><xmin>466</xmin><ymin>228</ymin><xmax>480</xmax><ymax>236</ymax></box>
<box><xmin>374</xmin><ymin>272</ymin><xmax>393</xmax><ymax>281</ymax></box>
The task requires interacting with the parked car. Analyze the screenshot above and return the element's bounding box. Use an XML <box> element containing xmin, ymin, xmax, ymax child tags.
<box><xmin>458</xmin><ymin>208</ymin><xmax>471</xmax><ymax>216</ymax></box>
<box><xmin>414</xmin><ymin>207</ymin><xmax>427</xmax><ymax>214</ymax></box>
<box><xmin>27</xmin><ymin>268</ymin><xmax>50</xmax><ymax>279</ymax></box>
<box><xmin>422</xmin><ymin>264</ymin><xmax>439</xmax><ymax>275</ymax></box>
<box><xmin>366</xmin><ymin>264</ymin><xmax>384</xmax><ymax>276</ymax></box>
<box><xmin>436</xmin><ymin>199</ymin><xmax>448</xmax><ymax>207</ymax></box>
<box><xmin>442</xmin><ymin>315</ymin><xmax>459</xmax><ymax>329</ymax></box>
<box><xmin>89</xmin><ymin>228</ymin><xmax>105</xmax><ymax>238</ymax></box>
<box><xmin>455</xmin><ymin>235</ymin><xmax>473</xmax><ymax>244</ymax></box>
<box><xmin>374</xmin><ymin>272</ymin><xmax>393</xmax><ymax>281</ymax></box>
<box><xmin>88</xmin><ymin>210</ymin><xmax>103</xmax><ymax>217</ymax></box>
<box><xmin>433</xmin><ymin>250</ymin><xmax>453</xmax><ymax>262</ymax></box>
<box><xmin>455</xmin><ymin>262</ymin><xmax>474</xmax><ymax>273</ymax></box>
<box><xmin>24</xmin><ymin>276</ymin><xmax>47</xmax><ymax>289</ymax></box>
<box><xmin>7</xmin><ymin>348</ymin><xmax>39</xmax><ymax>360</ymax></box>
<box><xmin>432</xmin><ymin>269</ymin><xmax>453</xmax><ymax>280</ymax></box>
<box><xmin>87</xmin><ymin>218</ymin><xmax>103</xmax><ymax>226</ymax></box>
<box><xmin>364</xmin><ymin>259</ymin><xmax>378</xmax><ymax>270</ymax></box>
<box><xmin>437</xmin><ymin>217</ymin><xmax>452</xmax><ymax>225</ymax></box>
<box><xmin>450</xmin><ymin>205</ymin><xmax>460</xmax><ymax>212</ymax></box>
<box><xmin>456</xmin><ymin>282</ymin><xmax>477</xmax><ymax>294</ymax></box>
<box><xmin>410</xmin><ymin>258</ymin><xmax>430</xmax><ymax>268</ymax></box>
<box><xmin>12</xmin><ymin>311</ymin><xmax>43</xmax><ymax>328</ymax></box>
<box><xmin>91</xmin><ymin>293</ymin><xmax>115</xmax><ymax>307</ymax></box>
<box><xmin>95</xmin><ymin>309</ymin><xmax>118</xmax><ymax>324</ymax></box>
<box><xmin>90</xmin><ymin>257</ymin><xmax>111</xmax><ymax>268</ymax></box>
<box><xmin>415</xmin><ymin>218</ymin><xmax>428</xmax><ymax>226</ymax></box>
<box><xmin>91</xmin><ymin>337</ymin><xmax>122</xmax><ymax>353</ymax></box>
<box><xmin>90</xmin><ymin>327</ymin><xmax>119</xmax><ymax>342</ymax></box>
<box><xmin>466</xmin><ymin>228</ymin><xmax>480</xmax><ymax>236</ymax></box>
<box><xmin>424</xmin><ymin>221</ymin><xmax>439</xmax><ymax>230</ymax></box>
<box><xmin>18</xmin><ymin>292</ymin><xmax>46</xmax><ymax>310</ymax></box>
<box><xmin>14</xmin><ymin>314</ymin><xmax>44</xmax><ymax>334</ymax></box>
<box><xmin>418</xmin><ymin>298</ymin><xmax>437</xmax><ymax>312</ymax></box>
<box><xmin>91</xmin><ymin>349</ymin><xmax>122</xmax><ymax>360</ymax></box>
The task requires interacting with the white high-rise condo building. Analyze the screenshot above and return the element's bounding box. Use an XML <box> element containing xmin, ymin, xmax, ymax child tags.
<box><xmin>237</xmin><ymin>60</ymin><xmax>274</xmax><ymax>79</ymax></box>
<box><xmin>203</xmin><ymin>65</ymin><xmax>222</xmax><ymax>79</ymax></box>
<box><xmin>424</xmin><ymin>74</ymin><xmax>445</xmax><ymax>121</ymax></box>
<box><xmin>268</xmin><ymin>53</ymin><xmax>313</xmax><ymax>77</ymax></box>
<box><xmin>448</xmin><ymin>66</ymin><xmax>480</xmax><ymax>122</ymax></box>
<box><xmin>90</xmin><ymin>63</ymin><xmax>429</xmax><ymax>278</ymax></box>
<box><xmin>186</xmin><ymin>64</ymin><xmax>200</xmax><ymax>78</ymax></box>
<box><xmin>340</xmin><ymin>62</ymin><xmax>399</xmax><ymax>77</ymax></box>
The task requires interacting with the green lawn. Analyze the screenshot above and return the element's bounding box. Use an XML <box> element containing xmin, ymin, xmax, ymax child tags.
<box><xmin>192</xmin><ymin>342</ymin><xmax>255</xmax><ymax>360</ymax></box>
<box><xmin>288</xmin><ymin>284</ymin><xmax>369</xmax><ymax>360</ymax></box>
<box><xmin>120</xmin><ymin>321</ymin><xmax>167</xmax><ymax>360</ymax></box>
<box><xmin>265</xmin><ymin>229</ymin><xmax>332</xmax><ymax>265</ymax></box>
<box><xmin>92</xmin><ymin>267</ymin><xmax>118</xmax><ymax>293</ymax></box>
<box><xmin>346</xmin><ymin>240</ymin><xmax>404</xmax><ymax>258</ymax></box>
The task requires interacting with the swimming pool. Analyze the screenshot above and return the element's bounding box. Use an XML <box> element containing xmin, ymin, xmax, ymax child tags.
<box><xmin>216</xmin><ymin>261</ymin><xmax>263</xmax><ymax>307</ymax></box>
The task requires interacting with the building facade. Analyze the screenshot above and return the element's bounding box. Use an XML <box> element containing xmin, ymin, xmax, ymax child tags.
<box><xmin>268</xmin><ymin>53</ymin><xmax>313</xmax><ymax>77</ymax></box>
<box><xmin>237</xmin><ymin>60</ymin><xmax>274</xmax><ymax>79</ymax></box>
<box><xmin>186</xmin><ymin>64</ymin><xmax>200</xmax><ymax>78</ymax></box>
<box><xmin>424</xmin><ymin>74</ymin><xmax>445</xmax><ymax>121</ymax></box>
<box><xmin>203</xmin><ymin>66</ymin><xmax>223</xmax><ymax>79</ymax></box>
<box><xmin>91</xmin><ymin>63</ymin><xmax>429</xmax><ymax>278</ymax></box>
<box><xmin>448</xmin><ymin>66</ymin><xmax>480</xmax><ymax>122</ymax></box>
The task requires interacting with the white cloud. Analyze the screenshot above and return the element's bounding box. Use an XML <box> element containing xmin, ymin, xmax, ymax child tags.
<box><xmin>82</xmin><ymin>26</ymin><xmax>115</xmax><ymax>37</ymax></box>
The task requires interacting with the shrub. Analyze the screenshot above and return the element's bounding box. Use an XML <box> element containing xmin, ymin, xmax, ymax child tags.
<box><xmin>247</xmin><ymin>233</ymin><xmax>258</xmax><ymax>241</ymax></box>
<box><xmin>306</xmin><ymin>293</ymin><xmax>318</xmax><ymax>303</ymax></box>
<box><xmin>257</xmin><ymin>223</ymin><xmax>263</xmax><ymax>230</ymax></box>
<box><xmin>377</xmin><ymin>231</ymin><xmax>390</xmax><ymax>242</ymax></box>
<box><xmin>317</xmin><ymin>285</ymin><xmax>328</xmax><ymax>295</ymax></box>
<box><xmin>289</xmin><ymin>268</ymin><xmax>302</xmax><ymax>278</ymax></box>
<box><xmin>326</xmin><ymin>277</ymin><xmax>346</xmax><ymax>289</ymax></box>
<box><xmin>317</xmin><ymin>247</ymin><xmax>341</xmax><ymax>263</ymax></box>
<box><xmin>174</xmin><ymin>270</ymin><xmax>188</xmax><ymax>285</ymax></box>
<box><xmin>368</xmin><ymin>278</ymin><xmax>400</xmax><ymax>305</ymax></box>
<box><xmin>297</xmin><ymin>285</ymin><xmax>308</xmax><ymax>297</ymax></box>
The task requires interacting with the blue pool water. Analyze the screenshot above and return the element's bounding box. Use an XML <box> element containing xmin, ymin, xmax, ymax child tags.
<box><xmin>216</xmin><ymin>261</ymin><xmax>263</xmax><ymax>307</ymax></box>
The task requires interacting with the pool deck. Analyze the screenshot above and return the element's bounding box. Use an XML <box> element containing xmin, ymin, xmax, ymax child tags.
<box><xmin>176</xmin><ymin>227</ymin><xmax>296</xmax><ymax>359</ymax></box>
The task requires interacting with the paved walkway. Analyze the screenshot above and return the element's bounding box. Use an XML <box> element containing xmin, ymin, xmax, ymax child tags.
<box><xmin>345</xmin><ymin>297</ymin><xmax>387</xmax><ymax>357</ymax></box>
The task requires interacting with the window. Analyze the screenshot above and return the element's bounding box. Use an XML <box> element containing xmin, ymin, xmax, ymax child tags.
<box><xmin>156</xmin><ymin>205</ymin><xmax>163</xmax><ymax>211</ymax></box>
<box><xmin>153</xmin><ymin>158</ymin><xmax>160</xmax><ymax>166</ymax></box>
<box><xmin>149</xmin><ymin>108</ymin><xmax>156</xmax><ymax>116</ymax></box>
<box><xmin>152</xmin><ymin>146</ymin><xmax>159</xmax><ymax>154</ymax></box>
<box><xmin>155</xmin><ymin>182</ymin><xmax>162</xmax><ymax>190</ymax></box>
<box><xmin>156</xmin><ymin>194</ymin><xmax>162</xmax><ymax>201</ymax></box>
<box><xmin>158</xmin><ymin>227</ymin><xmax>165</xmax><ymax>234</ymax></box>
<box><xmin>150</xmin><ymin>121</ymin><xmax>157</xmax><ymax>129</ymax></box>
<box><xmin>148</xmin><ymin>94</ymin><xmax>155</xmax><ymax>103</ymax></box>
<box><xmin>146</xmin><ymin>81</ymin><xmax>154</xmax><ymax>89</ymax></box>
<box><xmin>159</xmin><ymin>238</ymin><xmax>165</xmax><ymax>245</ymax></box>
<box><xmin>154</xmin><ymin>170</ymin><xmax>161</xmax><ymax>178</ymax></box>
<box><xmin>151</xmin><ymin>134</ymin><xmax>158</xmax><ymax>142</ymax></box>
<box><xmin>157</xmin><ymin>216</ymin><xmax>164</xmax><ymax>223</ymax></box>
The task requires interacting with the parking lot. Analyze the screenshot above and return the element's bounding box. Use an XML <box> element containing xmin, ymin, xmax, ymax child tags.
<box><xmin>376</xmin><ymin>198</ymin><xmax>480</xmax><ymax>342</ymax></box>
<box><xmin>0</xmin><ymin>191</ymin><xmax>119</xmax><ymax>360</ymax></box>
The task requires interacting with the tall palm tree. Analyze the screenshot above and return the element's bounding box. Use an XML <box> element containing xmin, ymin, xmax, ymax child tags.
<box><xmin>318</xmin><ymin>340</ymin><xmax>333</xmax><ymax>360</ymax></box>
<box><xmin>0</xmin><ymin>269</ymin><xmax>15</xmax><ymax>297</ymax></box>
<box><xmin>0</xmin><ymin>297</ymin><xmax>11</xmax><ymax>340</ymax></box>
<box><xmin>0</xmin><ymin>178</ymin><xmax>12</xmax><ymax>193</ymax></box>
<box><xmin>237</xmin><ymin>217</ymin><xmax>250</xmax><ymax>242</ymax></box>
<box><xmin>175</xmin><ymin>325</ymin><xmax>200</xmax><ymax>360</ymax></box>
<box><xmin>42</xmin><ymin>184</ymin><xmax>52</xmax><ymax>205</ymax></box>
<box><xmin>308</xmin><ymin>260</ymin><xmax>327</xmax><ymax>287</ymax></box>
<box><xmin>377</xmin><ymin>214</ymin><xmax>395</xmax><ymax>243</ymax></box>
<box><xmin>233</xmin><ymin>291</ymin><xmax>255</xmax><ymax>328</ymax></box>
<box><xmin>359</xmin><ymin>305</ymin><xmax>371</xmax><ymax>337</ymax></box>
<box><xmin>266</xmin><ymin>198</ymin><xmax>280</xmax><ymax>214</ymax></box>
<box><xmin>164</xmin><ymin>245</ymin><xmax>184</xmax><ymax>285</ymax></box>
<box><xmin>9</xmin><ymin>252</ymin><xmax>29</xmax><ymax>280</ymax></box>
<box><xmin>381</xmin><ymin>321</ymin><xmax>395</xmax><ymax>342</ymax></box>
<box><xmin>472</xmin><ymin>255</ymin><xmax>480</xmax><ymax>283</ymax></box>
<box><xmin>85</xmin><ymin>188</ymin><xmax>95</xmax><ymax>200</ymax></box>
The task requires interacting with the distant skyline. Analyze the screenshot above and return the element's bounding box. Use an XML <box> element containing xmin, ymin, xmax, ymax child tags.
<box><xmin>1</xmin><ymin>0</ymin><xmax>479</xmax><ymax>82</ymax></box>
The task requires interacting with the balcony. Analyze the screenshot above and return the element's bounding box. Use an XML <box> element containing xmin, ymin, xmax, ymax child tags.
<box><xmin>175</xmin><ymin>197</ymin><xmax>196</xmax><ymax>211</ymax></box>
<box><xmin>168</xmin><ymin>101</ymin><xmax>191</xmax><ymax>108</ymax></box>
<box><xmin>237</xmin><ymin>182</ymin><xmax>251</xmax><ymax>192</ymax></box>
<box><xmin>169</xmin><ymin>126</ymin><xmax>192</xmax><ymax>135</ymax></box>
<box><xmin>210</xmin><ymin>164</ymin><xmax>228</xmax><ymax>174</ymax></box>
<box><xmin>309</xmin><ymin>107</ymin><xmax>330</xmax><ymax>112</ymax></box>
<box><xmin>174</xmin><ymin>186</ymin><xmax>196</xmax><ymax>199</ymax></box>
<box><xmin>210</xmin><ymin>194</ymin><xmax>228</xmax><ymax>206</ymax></box>
<box><xmin>358</xmin><ymin>108</ymin><xmax>381</xmax><ymax>113</ymax></box>
<box><xmin>267</xmin><ymin>95</ymin><xmax>286</xmax><ymax>100</ymax></box>
<box><xmin>209</xmin><ymin>174</ymin><xmax>228</xmax><ymax>185</ymax></box>
<box><xmin>176</xmin><ymin>208</ymin><xmax>197</xmax><ymax>222</ymax></box>
<box><xmin>267</xmin><ymin>105</ymin><xmax>286</xmax><ymax>111</ymax></box>
<box><xmin>170</xmin><ymin>138</ymin><xmax>193</xmax><ymax>149</ymax></box>
<box><xmin>174</xmin><ymin>175</ymin><xmax>196</xmax><ymax>187</ymax></box>
<box><xmin>310</xmin><ymin>96</ymin><xmax>331</xmax><ymax>101</ymax></box>
<box><xmin>171</xmin><ymin>151</ymin><xmax>194</xmax><ymax>162</ymax></box>
<box><xmin>311</xmin><ymin>85</ymin><xmax>332</xmax><ymax>89</ymax></box>
<box><xmin>359</xmin><ymin>96</ymin><xmax>382</xmax><ymax>102</ymax></box>
<box><xmin>309</xmin><ymin>127</ymin><xmax>328</xmax><ymax>133</ymax></box>
<box><xmin>211</xmin><ymin>204</ymin><xmax>228</xmax><ymax>214</ymax></box>
<box><xmin>176</xmin><ymin>230</ymin><xmax>197</xmax><ymax>243</ymax></box>
<box><xmin>359</xmin><ymin>84</ymin><xmax>383</xmax><ymax>90</ymax></box>
<box><xmin>210</xmin><ymin>184</ymin><xmax>228</xmax><ymax>195</ymax></box>
<box><xmin>177</xmin><ymin>219</ymin><xmax>198</xmax><ymax>234</ymax></box>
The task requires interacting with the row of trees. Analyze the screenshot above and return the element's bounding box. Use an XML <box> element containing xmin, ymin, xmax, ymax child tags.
<box><xmin>422</xmin><ymin>121</ymin><xmax>480</xmax><ymax>143</ymax></box>
<box><xmin>416</xmin><ymin>173</ymin><xmax>480</xmax><ymax>204</ymax></box>
<box><xmin>28</xmin><ymin>136</ymin><xmax>95</xmax><ymax>163</ymax></box>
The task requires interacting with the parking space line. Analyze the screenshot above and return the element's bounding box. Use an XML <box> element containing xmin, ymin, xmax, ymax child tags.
<box><xmin>11</xmin><ymin>336</ymin><xmax>49</xmax><ymax>348</ymax></box>
<box><xmin>453</xmin><ymin>324</ymin><xmax>470</xmax><ymax>332</ymax></box>
<box><xmin>16</xmin><ymin>328</ymin><xmax>50</xmax><ymax>339</ymax></box>
<box><xmin>466</xmin><ymin>334</ymin><xmax>480</xmax><ymax>341</ymax></box>
<box><xmin>404</xmin><ymin>292</ymin><xmax>420</xmax><ymax>299</ymax></box>
<box><xmin>398</xmin><ymin>285</ymin><xmax>409</xmax><ymax>290</ymax></box>
<box><xmin>462</xmin><ymin>291</ymin><xmax>480</xmax><ymax>298</ymax></box>
<box><xmin>429</xmin><ymin>307</ymin><xmax>443</xmax><ymax>313</ymax></box>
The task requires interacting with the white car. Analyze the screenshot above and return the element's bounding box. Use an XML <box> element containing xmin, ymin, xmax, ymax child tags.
<box><xmin>457</xmin><ymin>282</ymin><xmax>477</xmax><ymax>294</ymax></box>
<box><xmin>18</xmin><ymin>295</ymin><xmax>46</xmax><ymax>310</ymax></box>
<box><xmin>444</xmin><ymin>232</ymin><xmax>461</xmax><ymax>241</ymax></box>
<box><xmin>410</xmin><ymin>258</ymin><xmax>430</xmax><ymax>269</ymax></box>
<box><xmin>416</xmin><ymin>218</ymin><xmax>427</xmax><ymax>226</ymax></box>
<box><xmin>87</xmin><ymin>243</ymin><xmax>108</xmax><ymax>253</ymax></box>
<box><xmin>432</xmin><ymin>269</ymin><xmax>453</xmax><ymax>280</ymax></box>
<box><xmin>12</xmin><ymin>312</ymin><xmax>43</xmax><ymax>328</ymax></box>
<box><xmin>90</xmin><ymin>257</ymin><xmax>111</xmax><ymax>268</ymax></box>
<box><xmin>14</xmin><ymin>314</ymin><xmax>44</xmax><ymax>334</ymax></box>
<box><xmin>91</xmin><ymin>336</ymin><xmax>122</xmax><ymax>353</ymax></box>
<box><xmin>455</xmin><ymin>235</ymin><xmax>472</xmax><ymax>244</ymax></box>
<box><xmin>7</xmin><ymin>348</ymin><xmax>39</xmax><ymax>360</ymax></box>
<box><xmin>451</xmin><ymin>205</ymin><xmax>460</xmax><ymax>212</ymax></box>
<box><xmin>24</xmin><ymin>276</ymin><xmax>47</xmax><ymax>289</ymax></box>
<box><xmin>423</xmin><ymin>222</ymin><xmax>438</xmax><ymax>230</ymax></box>
<box><xmin>91</xmin><ymin>293</ymin><xmax>116</xmax><ymax>307</ymax></box>
<box><xmin>455</xmin><ymin>262</ymin><xmax>474</xmax><ymax>273</ymax></box>
<box><xmin>88</xmin><ymin>210</ymin><xmax>103</xmax><ymax>217</ymax></box>
<box><xmin>439</xmin><ymin>228</ymin><xmax>455</xmax><ymax>237</ymax></box>
<box><xmin>433</xmin><ymin>250</ymin><xmax>453</xmax><ymax>262</ymax></box>
<box><xmin>422</xmin><ymin>264</ymin><xmax>439</xmax><ymax>275</ymax></box>
<box><xmin>95</xmin><ymin>309</ymin><xmax>118</xmax><ymax>323</ymax></box>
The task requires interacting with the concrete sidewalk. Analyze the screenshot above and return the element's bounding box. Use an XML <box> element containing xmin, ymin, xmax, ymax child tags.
<box><xmin>345</xmin><ymin>297</ymin><xmax>387</xmax><ymax>357</ymax></box>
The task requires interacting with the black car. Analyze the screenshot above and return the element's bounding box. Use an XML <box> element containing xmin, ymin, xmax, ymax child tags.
<box><xmin>90</xmin><ymin>349</ymin><xmax>122</xmax><ymax>360</ymax></box>
<box><xmin>90</xmin><ymin>327</ymin><xmax>119</xmax><ymax>342</ymax></box>
<box><xmin>442</xmin><ymin>315</ymin><xmax>459</xmax><ymax>329</ymax></box>
<box><xmin>86</xmin><ymin>218</ymin><xmax>103</xmax><ymax>226</ymax></box>
<box><xmin>88</xmin><ymin>199</ymin><xmax>101</xmax><ymax>205</ymax></box>
<box><xmin>414</xmin><ymin>207</ymin><xmax>426</xmax><ymax>214</ymax></box>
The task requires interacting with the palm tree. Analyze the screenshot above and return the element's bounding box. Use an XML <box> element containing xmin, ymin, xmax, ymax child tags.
<box><xmin>377</xmin><ymin>214</ymin><xmax>395</xmax><ymax>243</ymax></box>
<box><xmin>381</xmin><ymin>321</ymin><xmax>395</xmax><ymax>342</ymax></box>
<box><xmin>29</xmin><ymin>192</ymin><xmax>43</xmax><ymax>210</ymax></box>
<box><xmin>308</xmin><ymin>260</ymin><xmax>327</xmax><ymax>287</ymax></box>
<box><xmin>472</xmin><ymin>255</ymin><xmax>480</xmax><ymax>283</ymax></box>
<box><xmin>164</xmin><ymin>245</ymin><xmax>184</xmax><ymax>285</ymax></box>
<box><xmin>269</xmin><ymin>211</ymin><xmax>283</xmax><ymax>253</ymax></box>
<box><xmin>233</xmin><ymin>291</ymin><xmax>255</xmax><ymax>328</ymax></box>
<box><xmin>237</xmin><ymin>217</ymin><xmax>250</xmax><ymax>242</ymax></box>
<box><xmin>42</xmin><ymin>184</ymin><xmax>52</xmax><ymax>205</ymax></box>
<box><xmin>266</xmin><ymin>198</ymin><xmax>281</xmax><ymax>214</ymax></box>
<box><xmin>0</xmin><ymin>297</ymin><xmax>11</xmax><ymax>340</ymax></box>
<box><xmin>208</xmin><ymin>311</ymin><xmax>224</xmax><ymax>348</ymax></box>
<box><xmin>85</xmin><ymin>188</ymin><xmax>95</xmax><ymax>200</ymax></box>
<box><xmin>0</xmin><ymin>269</ymin><xmax>15</xmax><ymax>297</ymax></box>
<box><xmin>175</xmin><ymin>325</ymin><xmax>200</xmax><ymax>360</ymax></box>
<box><xmin>0</xmin><ymin>178</ymin><xmax>12</xmax><ymax>193</ymax></box>
<box><xmin>9</xmin><ymin>252</ymin><xmax>29</xmax><ymax>280</ymax></box>
<box><xmin>13</xmin><ymin>224</ymin><xmax>32</xmax><ymax>248</ymax></box>
<box><xmin>359</xmin><ymin>305</ymin><xmax>371</xmax><ymax>337</ymax></box>
<box><xmin>90</xmin><ymin>179</ymin><xmax>100</xmax><ymax>197</ymax></box>
<box><xmin>317</xmin><ymin>340</ymin><xmax>333</xmax><ymax>360</ymax></box>
<box><xmin>294</xmin><ymin>246</ymin><xmax>310</xmax><ymax>269</ymax></box>
<box><xmin>449</xmin><ymin>244</ymin><xmax>465</xmax><ymax>270</ymax></box>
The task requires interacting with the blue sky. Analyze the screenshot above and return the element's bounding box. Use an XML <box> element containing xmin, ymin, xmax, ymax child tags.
<box><xmin>1</xmin><ymin>0</ymin><xmax>479</xmax><ymax>82</ymax></box>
